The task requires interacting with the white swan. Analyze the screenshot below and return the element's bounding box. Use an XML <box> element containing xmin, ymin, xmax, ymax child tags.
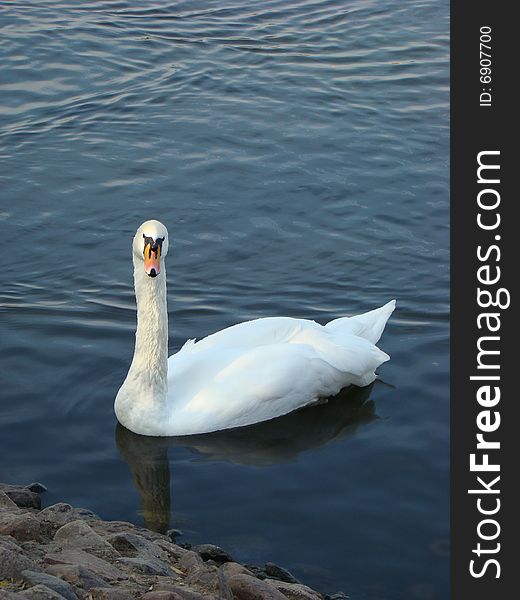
<box><xmin>115</xmin><ymin>220</ymin><xmax>395</xmax><ymax>437</ymax></box>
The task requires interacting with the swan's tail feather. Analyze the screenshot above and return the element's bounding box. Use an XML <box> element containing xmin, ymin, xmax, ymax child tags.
<box><xmin>325</xmin><ymin>300</ymin><xmax>396</xmax><ymax>345</ymax></box>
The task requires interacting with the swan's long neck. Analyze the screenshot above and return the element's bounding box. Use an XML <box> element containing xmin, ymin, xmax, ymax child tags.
<box><xmin>127</xmin><ymin>257</ymin><xmax>169</xmax><ymax>408</ymax></box>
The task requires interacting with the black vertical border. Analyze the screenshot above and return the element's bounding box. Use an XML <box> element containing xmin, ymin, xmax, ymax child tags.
<box><xmin>451</xmin><ymin>2</ymin><xmax>517</xmax><ymax>599</ymax></box>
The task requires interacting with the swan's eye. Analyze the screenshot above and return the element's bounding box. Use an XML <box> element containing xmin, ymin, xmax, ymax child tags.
<box><xmin>142</xmin><ymin>235</ymin><xmax>164</xmax><ymax>257</ymax></box>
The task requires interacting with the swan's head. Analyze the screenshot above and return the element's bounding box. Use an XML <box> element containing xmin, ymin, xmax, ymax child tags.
<box><xmin>133</xmin><ymin>220</ymin><xmax>169</xmax><ymax>278</ymax></box>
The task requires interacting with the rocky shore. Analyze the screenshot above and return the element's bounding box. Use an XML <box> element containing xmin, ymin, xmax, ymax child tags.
<box><xmin>1</xmin><ymin>484</ymin><xmax>344</xmax><ymax>600</ymax></box>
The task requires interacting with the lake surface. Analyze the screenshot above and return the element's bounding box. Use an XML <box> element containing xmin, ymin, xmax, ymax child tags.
<box><xmin>0</xmin><ymin>1</ymin><xmax>449</xmax><ymax>599</ymax></box>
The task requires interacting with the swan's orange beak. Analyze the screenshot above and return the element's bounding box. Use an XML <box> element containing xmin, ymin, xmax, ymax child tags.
<box><xmin>144</xmin><ymin>242</ymin><xmax>161</xmax><ymax>277</ymax></box>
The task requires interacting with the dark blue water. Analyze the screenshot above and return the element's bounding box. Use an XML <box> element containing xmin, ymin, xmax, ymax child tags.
<box><xmin>0</xmin><ymin>1</ymin><xmax>449</xmax><ymax>599</ymax></box>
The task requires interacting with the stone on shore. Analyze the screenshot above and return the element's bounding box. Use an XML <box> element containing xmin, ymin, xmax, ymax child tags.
<box><xmin>154</xmin><ymin>538</ymin><xmax>192</xmax><ymax>562</ymax></box>
<box><xmin>87</xmin><ymin>586</ymin><xmax>143</xmax><ymax>599</ymax></box>
<box><xmin>193</xmin><ymin>543</ymin><xmax>233</xmax><ymax>565</ymax></box>
<box><xmin>53</xmin><ymin>520</ymin><xmax>118</xmax><ymax>558</ymax></box>
<box><xmin>0</xmin><ymin>485</ymin><xmax>41</xmax><ymax>510</ymax></box>
<box><xmin>0</xmin><ymin>590</ymin><xmax>29</xmax><ymax>600</ymax></box>
<box><xmin>0</xmin><ymin>536</ymin><xmax>41</xmax><ymax>579</ymax></box>
<box><xmin>117</xmin><ymin>556</ymin><xmax>176</xmax><ymax>577</ymax></box>
<box><xmin>0</xmin><ymin>491</ymin><xmax>20</xmax><ymax>512</ymax></box>
<box><xmin>37</xmin><ymin>503</ymin><xmax>98</xmax><ymax>537</ymax></box>
<box><xmin>45</xmin><ymin>563</ymin><xmax>108</xmax><ymax>590</ymax></box>
<box><xmin>268</xmin><ymin>581</ymin><xmax>323</xmax><ymax>600</ymax></box>
<box><xmin>147</xmin><ymin>583</ymin><xmax>212</xmax><ymax>600</ymax></box>
<box><xmin>44</xmin><ymin>548</ymin><xmax>128</xmax><ymax>582</ymax></box>
<box><xmin>226</xmin><ymin>573</ymin><xmax>289</xmax><ymax>600</ymax></box>
<box><xmin>26</xmin><ymin>484</ymin><xmax>48</xmax><ymax>495</ymax></box>
<box><xmin>220</xmin><ymin>562</ymin><xmax>255</xmax><ymax>578</ymax></box>
<box><xmin>19</xmin><ymin>585</ymin><xmax>68</xmax><ymax>600</ymax></box>
<box><xmin>21</xmin><ymin>570</ymin><xmax>79</xmax><ymax>600</ymax></box>
<box><xmin>0</xmin><ymin>512</ymin><xmax>42</xmax><ymax>542</ymax></box>
<box><xmin>107</xmin><ymin>531</ymin><xmax>169</xmax><ymax>562</ymax></box>
<box><xmin>265</xmin><ymin>563</ymin><xmax>300</xmax><ymax>584</ymax></box>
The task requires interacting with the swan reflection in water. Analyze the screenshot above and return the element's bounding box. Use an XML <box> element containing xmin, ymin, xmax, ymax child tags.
<box><xmin>115</xmin><ymin>383</ymin><xmax>379</xmax><ymax>533</ymax></box>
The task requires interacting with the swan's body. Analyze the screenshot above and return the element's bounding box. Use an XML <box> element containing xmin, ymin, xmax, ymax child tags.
<box><xmin>115</xmin><ymin>220</ymin><xmax>395</xmax><ymax>437</ymax></box>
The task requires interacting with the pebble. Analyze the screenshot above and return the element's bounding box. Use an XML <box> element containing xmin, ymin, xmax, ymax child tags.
<box><xmin>21</xmin><ymin>585</ymin><xmax>67</xmax><ymax>600</ymax></box>
<box><xmin>193</xmin><ymin>543</ymin><xmax>233</xmax><ymax>564</ymax></box>
<box><xmin>227</xmin><ymin>573</ymin><xmax>289</xmax><ymax>600</ymax></box>
<box><xmin>0</xmin><ymin>490</ymin><xmax>20</xmax><ymax>511</ymax></box>
<box><xmin>0</xmin><ymin>537</ymin><xmax>41</xmax><ymax>579</ymax></box>
<box><xmin>21</xmin><ymin>570</ymin><xmax>79</xmax><ymax>600</ymax></box>
<box><xmin>166</xmin><ymin>529</ymin><xmax>183</xmax><ymax>541</ymax></box>
<box><xmin>0</xmin><ymin>590</ymin><xmax>28</xmax><ymax>600</ymax></box>
<box><xmin>0</xmin><ymin>512</ymin><xmax>42</xmax><ymax>542</ymax></box>
<box><xmin>0</xmin><ymin>484</ymin><xmax>41</xmax><ymax>510</ymax></box>
<box><xmin>26</xmin><ymin>483</ymin><xmax>48</xmax><ymax>494</ymax></box>
<box><xmin>140</xmin><ymin>593</ymin><xmax>184</xmax><ymax>600</ymax></box>
<box><xmin>269</xmin><ymin>581</ymin><xmax>323</xmax><ymax>600</ymax></box>
<box><xmin>54</xmin><ymin>520</ymin><xmax>118</xmax><ymax>558</ymax></box>
<box><xmin>107</xmin><ymin>531</ymin><xmax>168</xmax><ymax>562</ymax></box>
<box><xmin>265</xmin><ymin>562</ymin><xmax>301</xmax><ymax>584</ymax></box>
<box><xmin>45</xmin><ymin>563</ymin><xmax>108</xmax><ymax>590</ymax></box>
<box><xmin>117</xmin><ymin>556</ymin><xmax>176</xmax><ymax>577</ymax></box>
<box><xmin>38</xmin><ymin>503</ymin><xmax>98</xmax><ymax>537</ymax></box>
<box><xmin>88</xmin><ymin>587</ymin><xmax>142</xmax><ymax>600</ymax></box>
<box><xmin>44</xmin><ymin>548</ymin><xmax>128</xmax><ymax>582</ymax></box>
<box><xmin>220</xmin><ymin>562</ymin><xmax>254</xmax><ymax>579</ymax></box>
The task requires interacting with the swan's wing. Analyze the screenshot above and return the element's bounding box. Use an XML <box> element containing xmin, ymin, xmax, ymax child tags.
<box><xmin>167</xmin><ymin>332</ymin><xmax>387</xmax><ymax>436</ymax></box>
<box><xmin>175</xmin><ymin>317</ymin><xmax>310</xmax><ymax>355</ymax></box>
<box><xmin>165</xmin><ymin>303</ymin><xmax>395</xmax><ymax>435</ymax></box>
<box><xmin>167</xmin><ymin>343</ymin><xmax>335</xmax><ymax>435</ymax></box>
<box><xmin>175</xmin><ymin>301</ymin><xmax>396</xmax><ymax>356</ymax></box>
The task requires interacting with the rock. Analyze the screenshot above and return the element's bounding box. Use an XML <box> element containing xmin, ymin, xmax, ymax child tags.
<box><xmin>227</xmin><ymin>574</ymin><xmax>288</xmax><ymax>600</ymax></box>
<box><xmin>44</xmin><ymin>548</ymin><xmax>128</xmax><ymax>582</ymax></box>
<box><xmin>264</xmin><ymin>564</ymin><xmax>300</xmax><ymax>585</ymax></box>
<box><xmin>117</xmin><ymin>556</ymin><xmax>175</xmax><ymax>577</ymax></box>
<box><xmin>220</xmin><ymin>561</ymin><xmax>256</xmax><ymax>598</ymax></box>
<box><xmin>178</xmin><ymin>550</ymin><xmax>204</xmax><ymax>574</ymax></box>
<box><xmin>45</xmin><ymin>563</ymin><xmax>108</xmax><ymax>590</ymax></box>
<box><xmin>140</xmin><ymin>593</ymin><xmax>184</xmax><ymax>600</ymax></box>
<box><xmin>38</xmin><ymin>504</ymin><xmax>75</xmax><ymax>531</ymax></box>
<box><xmin>0</xmin><ymin>512</ymin><xmax>43</xmax><ymax>542</ymax></box>
<box><xmin>26</xmin><ymin>483</ymin><xmax>47</xmax><ymax>494</ymax></box>
<box><xmin>0</xmin><ymin>484</ymin><xmax>41</xmax><ymax>510</ymax></box>
<box><xmin>0</xmin><ymin>490</ymin><xmax>20</xmax><ymax>512</ymax></box>
<box><xmin>89</xmin><ymin>521</ymin><xmax>137</xmax><ymax>538</ymax></box>
<box><xmin>21</xmin><ymin>571</ymin><xmax>79</xmax><ymax>600</ymax></box>
<box><xmin>0</xmin><ymin>590</ymin><xmax>29</xmax><ymax>599</ymax></box>
<box><xmin>88</xmin><ymin>586</ymin><xmax>142</xmax><ymax>599</ymax></box>
<box><xmin>153</xmin><ymin>588</ymin><xmax>212</xmax><ymax>600</ymax></box>
<box><xmin>184</xmin><ymin>563</ymin><xmax>219</xmax><ymax>592</ymax></box>
<box><xmin>38</xmin><ymin>504</ymin><xmax>98</xmax><ymax>537</ymax></box>
<box><xmin>244</xmin><ymin>565</ymin><xmax>267</xmax><ymax>580</ymax></box>
<box><xmin>193</xmin><ymin>544</ymin><xmax>233</xmax><ymax>565</ymax></box>
<box><xmin>154</xmin><ymin>539</ymin><xmax>191</xmax><ymax>562</ymax></box>
<box><xmin>268</xmin><ymin>581</ymin><xmax>322</xmax><ymax>600</ymax></box>
<box><xmin>106</xmin><ymin>532</ymin><xmax>175</xmax><ymax>577</ymax></box>
<box><xmin>54</xmin><ymin>520</ymin><xmax>118</xmax><ymax>558</ymax></box>
<box><xmin>0</xmin><ymin>537</ymin><xmax>41</xmax><ymax>579</ymax></box>
<box><xmin>166</xmin><ymin>529</ymin><xmax>183</xmax><ymax>541</ymax></box>
<box><xmin>21</xmin><ymin>585</ymin><xmax>68</xmax><ymax>600</ymax></box>
<box><xmin>147</xmin><ymin>580</ymin><xmax>200</xmax><ymax>597</ymax></box>
<box><xmin>107</xmin><ymin>532</ymin><xmax>168</xmax><ymax>561</ymax></box>
<box><xmin>220</xmin><ymin>562</ymin><xmax>254</xmax><ymax>579</ymax></box>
